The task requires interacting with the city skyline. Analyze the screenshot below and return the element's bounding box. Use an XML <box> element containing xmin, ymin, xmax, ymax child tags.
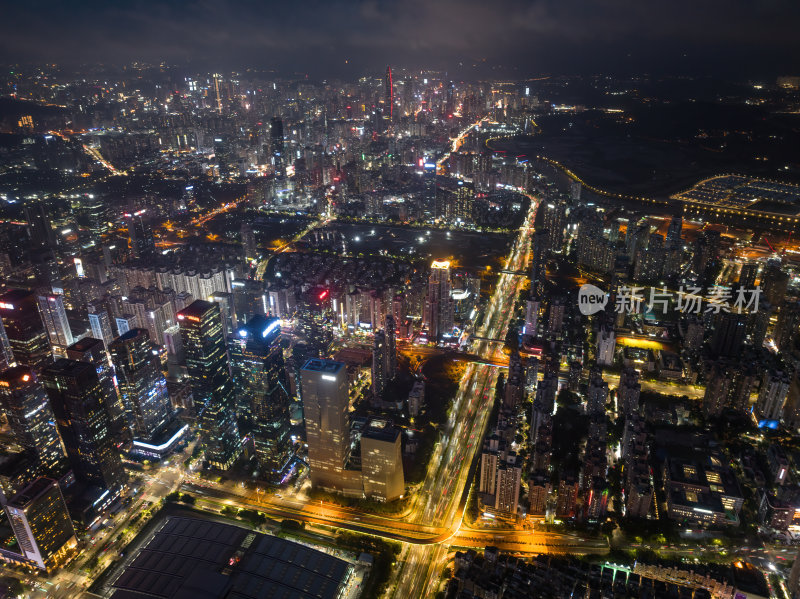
<box><xmin>0</xmin><ymin>4</ymin><xmax>799</xmax><ymax>597</ymax></box>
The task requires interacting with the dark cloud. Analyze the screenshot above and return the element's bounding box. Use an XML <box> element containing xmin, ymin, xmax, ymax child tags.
<box><xmin>1</xmin><ymin>0</ymin><xmax>798</xmax><ymax>77</ymax></box>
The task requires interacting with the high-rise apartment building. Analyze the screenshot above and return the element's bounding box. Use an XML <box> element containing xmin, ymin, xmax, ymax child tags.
<box><xmin>494</xmin><ymin>454</ymin><xmax>521</xmax><ymax>516</ymax></box>
<box><xmin>587</xmin><ymin>367</ymin><xmax>609</xmax><ymax>415</ymax></box>
<box><xmin>596</xmin><ymin>323</ymin><xmax>615</xmax><ymax>366</ymax></box>
<box><xmin>775</xmin><ymin>301</ymin><xmax>800</xmax><ymax>353</ymax></box>
<box><xmin>710</xmin><ymin>312</ymin><xmax>746</xmax><ymax>358</ymax></box>
<box><xmin>530</xmin><ymin>229</ymin><xmax>549</xmax><ymax>296</ymax></box>
<box><xmin>87</xmin><ymin>300</ymin><xmax>115</xmax><ymax>348</ymax></box>
<box><xmin>762</xmin><ymin>260</ymin><xmax>789</xmax><ymax>307</ymax></box>
<box><xmin>756</xmin><ymin>369</ymin><xmax>791</xmax><ymax>423</ymax></box>
<box><xmin>541</xmin><ymin>202</ymin><xmax>567</xmax><ymax>253</ymax></box>
<box><xmin>424</xmin><ymin>260</ymin><xmax>454</xmax><ymax>343</ymax></box>
<box><xmin>633</xmin><ymin>233</ymin><xmax>664</xmax><ymax>282</ymax></box>
<box><xmin>115</xmin><ymin>314</ymin><xmax>138</xmax><ymax>337</ymax></box>
<box><xmin>617</xmin><ymin>367</ymin><xmax>641</xmax><ymax>417</ymax></box>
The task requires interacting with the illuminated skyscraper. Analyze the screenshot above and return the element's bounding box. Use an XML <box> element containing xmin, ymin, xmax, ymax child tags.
<box><xmin>23</xmin><ymin>201</ymin><xmax>57</xmax><ymax>250</ymax></box>
<box><xmin>73</xmin><ymin>192</ymin><xmax>109</xmax><ymax>241</ymax></box>
<box><xmin>542</xmin><ymin>202</ymin><xmax>567</xmax><ymax>253</ymax></box>
<box><xmin>424</xmin><ymin>260</ymin><xmax>454</xmax><ymax>343</ymax></box>
<box><xmin>41</xmin><ymin>359</ymin><xmax>127</xmax><ymax>492</ymax></box>
<box><xmin>212</xmin><ymin>73</ymin><xmax>223</xmax><ymax>113</ymax></box>
<box><xmin>229</xmin><ymin>316</ymin><xmax>291</xmax><ymax>475</ymax></box>
<box><xmin>0</xmin><ymin>367</ymin><xmax>65</xmax><ymax>478</ymax></box>
<box><xmin>87</xmin><ymin>300</ymin><xmax>114</xmax><ymax>348</ymax></box>
<box><xmin>66</xmin><ymin>337</ymin><xmax>129</xmax><ymax>442</ymax></box>
<box><xmin>762</xmin><ymin>260</ymin><xmax>789</xmax><ymax>307</ymax></box>
<box><xmin>301</xmin><ymin>359</ymin><xmax>360</xmax><ymax>493</ymax></box>
<box><xmin>0</xmin><ymin>317</ymin><xmax>14</xmax><ymax>371</ymax></box>
<box><xmin>0</xmin><ymin>289</ymin><xmax>51</xmax><ymax>372</ymax></box>
<box><xmin>241</xmin><ymin>222</ymin><xmax>257</xmax><ymax>263</ymax></box>
<box><xmin>372</xmin><ymin>330</ymin><xmax>387</xmax><ymax>398</ymax></box>
<box><xmin>214</xmin><ymin>137</ymin><xmax>231</xmax><ymax>180</ymax></box>
<box><xmin>384</xmin><ymin>315</ymin><xmax>397</xmax><ymax>379</ymax></box>
<box><xmin>115</xmin><ymin>314</ymin><xmax>137</xmax><ymax>337</ymax></box>
<box><xmin>36</xmin><ymin>294</ymin><xmax>73</xmax><ymax>355</ymax></box>
<box><xmin>384</xmin><ymin>66</ymin><xmax>393</xmax><ymax>126</ymax></box>
<box><xmin>530</xmin><ymin>229</ymin><xmax>549</xmax><ymax>297</ymax></box>
<box><xmin>4</xmin><ymin>478</ymin><xmax>77</xmax><ymax>571</ymax></box>
<box><xmin>665</xmin><ymin>215</ymin><xmax>683</xmax><ymax>248</ymax></box>
<box><xmin>178</xmin><ymin>300</ymin><xmax>241</xmax><ymax>470</ymax></box>
<box><xmin>360</xmin><ymin>418</ymin><xmax>404</xmax><ymax>501</ymax></box>
<box><xmin>270</xmin><ymin>117</ymin><xmax>285</xmax><ymax>178</ymax></box>
<box><xmin>109</xmin><ymin>329</ymin><xmax>171</xmax><ymax>442</ymax></box>
<box><xmin>126</xmin><ymin>209</ymin><xmax>156</xmax><ymax>261</ymax></box>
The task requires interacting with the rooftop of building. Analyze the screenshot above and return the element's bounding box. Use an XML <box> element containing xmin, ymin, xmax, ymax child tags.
<box><xmin>66</xmin><ymin>336</ymin><xmax>104</xmax><ymax>354</ymax></box>
<box><xmin>237</xmin><ymin>315</ymin><xmax>280</xmax><ymax>341</ymax></box>
<box><xmin>0</xmin><ymin>365</ymin><xmax>35</xmax><ymax>386</ymax></box>
<box><xmin>177</xmin><ymin>299</ymin><xmax>216</xmax><ymax>319</ymax></box>
<box><xmin>43</xmin><ymin>358</ymin><xmax>94</xmax><ymax>377</ymax></box>
<box><xmin>0</xmin><ymin>288</ymin><xmax>34</xmax><ymax>310</ymax></box>
<box><xmin>109</xmin><ymin>516</ymin><xmax>350</xmax><ymax>599</ymax></box>
<box><xmin>8</xmin><ymin>477</ymin><xmax>56</xmax><ymax>509</ymax></box>
<box><xmin>112</xmin><ymin>328</ymin><xmax>150</xmax><ymax>343</ymax></box>
<box><xmin>301</xmin><ymin>359</ymin><xmax>344</xmax><ymax>374</ymax></box>
<box><xmin>362</xmin><ymin>418</ymin><xmax>400</xmax><ymax>443</ymax></box>
<box><xmin>666</xmin><ymin>455</ymin><xmax>742</xmax><ymax>499</ymax></box>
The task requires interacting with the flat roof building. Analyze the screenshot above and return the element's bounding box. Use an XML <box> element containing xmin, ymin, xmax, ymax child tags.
<box><xmin>361</xmin><ymin>418</ymin><xmax>404</xmax><ymax>502</ymax></box>
<box><xmin>300</xmin><ymin>359</ymin><xmax>362</xmax><ymax>495</ymax></box>
<box><xmin>110</xmin><ymin>516</ymin><xmax>352</xmax><ymax>599</ymax></box>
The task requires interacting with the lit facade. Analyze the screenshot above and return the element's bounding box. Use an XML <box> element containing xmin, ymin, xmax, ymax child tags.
<box><xmin>178</xmin><ymin>300</ymin><xmax>241</xmax><ymax>470</ymax></box>
<box><xmin>0</xmin><ymin>366</ymin><xmax>66</xmax><ymax>478</ymax></box>
<box><xmin>361</xmin><ymin>418</ymin><xmax>404</xmax><ymax>501</ymax></box>
<box><xmin>0</xmin><ymin>289</ymin><xmax>50</xmax><ymax>372</ymax></box>
<box><xmin>229</xmin><ymin>315</ymin><xmax>292</xmax><ymax>475</ymax></box>
<box><xmin>4</xmin><ymin>478</ymin><xmax>77</xmax><ymax>571</ymax></box>
<box><xmin>41</xmin><ymin>358</ymin><xmax>127</xmax><ymax>492</ymax></box>
<box><xmin>109</xmin><ymin>328</ymin><xmax>172</xmax><ymax>442</ymax></box>
<box><xmin>301</xmin><ymin>359</ymin><xmax>360</xmax><ymax>494</ymax></box>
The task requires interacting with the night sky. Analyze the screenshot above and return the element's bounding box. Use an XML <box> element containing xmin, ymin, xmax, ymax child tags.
<box><xmin>2</xmin><ymin>0</ymin><xmax>799</xmax><ymax>78</ymax></box>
